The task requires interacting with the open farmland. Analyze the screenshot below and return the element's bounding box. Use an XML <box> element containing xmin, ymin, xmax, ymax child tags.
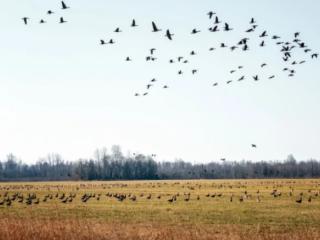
<box><xmin>0</xmin><ymin>179</ymin><xmax>320</xmax><ymax>240</ymax></box>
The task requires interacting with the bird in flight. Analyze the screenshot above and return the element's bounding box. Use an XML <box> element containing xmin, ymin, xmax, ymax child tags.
<box><xmin>152</xmin><ymin>22</ymin><xmax>161</xmax><ymax>32</ymax></box>
<box><xmin>251</xmin><ymin>144</ymin><xmax>257</xmax><ymax>148</ymax></box>
<box><xmin>250</xmin><ymin>18</ymin><xmax>256</xmax><ymax>24</ymax></box>
<box><xmin>253</xmin><ymin>75</ymin><xmax>259</xmax><ymax>81</ymax></box>
<box><xmin>191</xmin><ymin>29</ymin><xmax>201</xmax><ymax>34</ymax></box>
<box><xmin>100</xmin><ymin>40</ymin><xmax>106</xmax><ymax>45</ymax></box>
<box><xmin>259</xmin><ymin>31</ymin><xmax>268</xmax><ymax>38</ymax></box>
<box><xmin>114</xmin><ymin>28</ymin><xmax>122</xmax><ymax>33</ymax></box>
<box><xmin>108</xmin><ymin>39</ymin><xmax>115</xmax><ymax>44</ymax></box>
<box><xmin>311</xmin><ymin>53</ymin><xmax>318</xmax><ymax>59</ymax></box>
<box><xmin>224</xmin><ymin>23</ymin><xmax>233</xmax><ymax>31</ymax></box>
<box><xmin>150</xmin><ymin>48</ymin><xmax>156</xmax><ymax>55</ymax></box>
<box><xmin>261</xmin><ymin>63</ymin><xmax>267</xmax><ymax>68</ymax></box>
<box><xmin>192</xmin><ymin>69</ymin><xmax>198</xmax><ymax>74</ymax></box>
<box><xmin>59</xmin><ymin>17</ymin><xmax>67</xmax><ymax>24</ymax></box>
<box><xmin>214</xmin><ymin>16</ymin><xmax>221</xmax><ymax>24</ymax></box>
<box><xmin>165</xmin><ymin>30</ymin><xmax>174</xmax><ymax>40</ymax></box>
<box><xmin>22</xmin><ymin>17</ymin><xmax>29</xmax><ymax>25</ymax></box>
<box><xmin>213</xmin><ymin>83</ymin><xmax>218</xmax><ymax>87</ymax></box>
<box><xmin>131</xmin><ymin>19</ymin><xmax>138</xmax><ymax>27</ymax></box>
<box><xmin>61</xmin><ymin>1</ymin><xmax>70</xmax><ymax>10</ymax></box>
<box><xmin>40</xmin><ymin>19</ymin><xmax>46</xmax><ymax>24</ymax></box>
<box><xmin>47</xmin><ymin>10</ymin><xmax>54</xmax><ymax>15</ymax></box>
<box><xmin>207</xmin><ymin>11</ymin><xmax>216</xmax><ymax>19</ymax></box>
<box><xmin>126</xmin><ymin>57</ymin><xmax>132</xmax><ymax>62</ymax></box>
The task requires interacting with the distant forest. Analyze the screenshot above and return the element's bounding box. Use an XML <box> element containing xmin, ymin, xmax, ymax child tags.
<box><xmin>1</xmin><ymin>146</ymin><xmax>320</xmax><ymax>181</ymax></box>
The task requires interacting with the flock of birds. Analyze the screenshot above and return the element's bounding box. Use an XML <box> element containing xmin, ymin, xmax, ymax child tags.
<box><xmin>22</xmin><ymin>1</ymin><xmax>70</xmax><ymax>25</ymax></box>
<box><xmin>22</xmin><ymin>1</ymin><xmax>318</xmax><ymax>98</ymax></box>
<box><xmin>21</xmin><ymin>2</ymin><xmax>318</xmax><ymax>154</ymax></box>
<box><xmin>0</xmin><ymin>181</ymin><xmax>319</xmax><ymax>207</ymax></box>
<box><xmin>96</xmin><ymin>12</ymin><xmax>319</xmax><ymax>97</ymax></box>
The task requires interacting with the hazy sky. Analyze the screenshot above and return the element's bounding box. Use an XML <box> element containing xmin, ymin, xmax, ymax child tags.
<box><xmin>0</xmin><ymin>0</ymin><xmax>320</xmax><ymax>163</ymax></box>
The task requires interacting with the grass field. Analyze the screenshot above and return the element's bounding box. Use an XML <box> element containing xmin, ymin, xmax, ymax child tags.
<box><xmin>0</xmin><ymin>179</ymin><xmax>320</xmax><ymax>240</ymax></box>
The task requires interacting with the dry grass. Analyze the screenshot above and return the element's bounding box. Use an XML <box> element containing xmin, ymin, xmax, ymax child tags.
<box><xmin>0</xmin><ymin>218</ymin><xmax>320</xmax><ymax>240</ymax></box>
<box><xmin>0</xmin><ymin>179</ymin><xmax>320</xmax><ymax>239</ymax></box>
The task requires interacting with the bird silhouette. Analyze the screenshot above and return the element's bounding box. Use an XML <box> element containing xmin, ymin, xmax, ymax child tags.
<box><xmin>131</xmin><ymin>19</ymin><xmax>138</xmax><ymax>27</ymax></box>
<box><xmin>238</xmin><ymin>76</ymin><xmax>245</xmax><ymax>81</ymax></box>
<box><xmin>213</xmin><ymin>83</ymin><xmax>218</xmax><ymax>87</ymax></box>
<box><xmin>294</xmin><ymin>32</ymin><xmax>300</xmax><ymax>38</ymax></box>
<box><xmin>165</xmin><ymin>30</ymin><xmax>174</xmax><ymax>40</ymax></box>
<box><xmin>150</xmin><ymin>48</ymin><xmax>156</xmax><ymax>55</ymax></box>
<box><xmin>253</xmin><ymin>75</ymin><xmax>259</xmax><ymax>81</ymax></box>
<box><xmin>178</xmin><ymin>70</ymin><xmax>183</xmax><ymax>75</ymax></box>
<box><xmin>224</xmin><ymin>23</ymin><xmax>233</xmax><ymax>31</ymax></box>
<box><xmin>40</xmin><ymin>19</ymin><xmax>46</xmax><ymax>24</ymax></box>
<box><xmin>190</xmin><ymin>51</ymin><xmax>196</xmax><ymax>55</ymax></box>
<box><xmin>260</xmin><ymin>41</ymin><xmax>265</xmax><ymax>47</ymax></box>
<box><xmin>191</xmin><ymin>29</ymin><xmax>201</xmax><ymax>34</ymax></box>
<box><xmin>151</xmin><ymin>78</ymin><xmax>156</xmax><ymax>82</ymax></box>
<box><xmin>261</xmin><ymin>63</ymin><xmax>267</xmax><ymax>68</ymax></box>
<box><xmin>311</xmin><ymin>53</ymin><xmax>318</xmax><ymax>59</ymax></box>
<box><xmin>251</xmin><ymin>144</ymin><xmax>257</xmax><ymax>148</ymax></box>
<box><xmin>226</xmin><ymin>80</ymin><xmax>232</xmax><ymax>84</ymax></box>
<box><xmin>100</xmin><ymin>40</ymin><xmax>106</xmax><ymax>45</ymax></box>
<box><xmin>126</xmin><ymin>57</ymin><xmax>132</xmax><ymax>61</ymax></box>
<box><xmin>22</xmin><ymin>17</ymin><xmax>29</xmax><ymax>25</ymax></box>
<box><xmin>135</xmin><ymin>93</ymin><xmax>140</xmax><ymax>97</ymax></box>
<box><xmin>163</xmin><ymin>85</ymin><xmax>169</xmax><ymax>89</ymax></box>
<box><xmin>61</xmin><ymin>1</ymin><xmax>70</xmax><ymax>10</ymax></box>
<box><xmin>272</xmin><ymin>35</ymin><xmax>281</xmax><ymax>40</ymax></box>
<box><xmin>207</xmin><ymin>11</ymin><xmax>216</xmax><ymax>19</ymax></box>
<box><xmin>152</xmin><ymin>21</ymin><xmax>161</xmax><ymax>32</ymax></box>
<box><xmin>108</xmin><ymin>39</ymin><xmax>115</xmax><ymax>44</ymax></box>
<box><xmin>250</xmin><ymin>18</ymin><xmax>256</xmax><ymax>24</ymax></box>
<box><xmin>269</xmin><ymin>75</ymin><xmax>275</xmax><ymax>79</ymax></box>
<box><xmin>47</xmin><ymin>10</ymin><xmax>54</xmax><ymax>15</ymax></box>
<box><xmin>209</xmin><ymin>25</ymin><xmax>219</xmax><ymax>32</ymax></box>
<box><xmin>192</xmin><ymin>69</ymin><xmax>198</xmax><ymax>74</ymax></box>
<box><xmin>59</xmin><ymin>17</ymin><xmax>67</xmax><ymax>23</ymax></box>
<box><xmin>214</xmin><ymin>16</ymin><xmax>221</xmax><ymax>24</ymax></box>
<box><xmin>114</xmin><ymin>28</ymin><xmax>122</xmax><ymax>33</ymax></box>
<box><xmin>259</xmin><ymin>31</ymin><xmax>268</xmax><ymax>37</ymax></box>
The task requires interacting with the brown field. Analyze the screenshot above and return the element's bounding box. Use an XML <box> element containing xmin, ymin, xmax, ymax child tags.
<box><xmin>0</xmin><ymin>179</ymin><xmax>320</xmax><ymax>240</ymax></box>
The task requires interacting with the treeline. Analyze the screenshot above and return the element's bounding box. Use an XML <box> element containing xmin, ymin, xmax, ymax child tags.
<box><xmin>0</xmin><ymin>146</ymin><xmax>320</xmax><ymax>181</ymax></box>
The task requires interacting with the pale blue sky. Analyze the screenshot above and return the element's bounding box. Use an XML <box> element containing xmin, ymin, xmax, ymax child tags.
<box><xmin>0</xmin><ymin>0</ymin><xmax>319</xmax><ymax>163</ymax></box>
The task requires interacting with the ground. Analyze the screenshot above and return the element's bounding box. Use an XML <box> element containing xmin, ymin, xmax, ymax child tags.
<box><xmin>0</xmin><ymin>179</ymin><xmax>319</xmax><ymax>240</ymax></box>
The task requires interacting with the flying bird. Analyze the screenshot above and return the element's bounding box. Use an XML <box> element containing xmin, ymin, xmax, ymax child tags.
<box><xmin>114</xmin><ymin>28</ymin><xmax>122</xmax><ymax>33</ymax></box>
<box><xmin>311</xmin><ymin>53</ymin><xmax>318</xmax><ymax>59</ymax></box>
<box><xmin>131</xmin><ymin>19</ymin><xmax>138</xmax><ymax>27</ymax></box>
<box><xmin>253</xmin><ymin>75</ymin><xmax>259</xmax><ymax>81</ymax></box>
<box><xmin>213</xmin><ymin>83</ymin><xmax>218</xmax><ymax>87</ymax></box>
<box><xmin>125</xmin><ymin>57</ymin><xmax>132</xmax><ymax>61</ymax></box>
<box><xmin>40</xmin><ymin>19</ymin><xmax>46</xmax><ymax>24</ymax></box>
<box><xmin>22</xmin><ymin>17</ymin><xmax>29</xmax><ymax>25</ymax></box>
<box><xmin>214</xmin><ymin>16</ymin><xmax>221</xmax><ymax>24</ymax></box>
<box><xmin>251</xmin><ymin>144</ymin><xmax>257</xmax><ymax>148</ymax></box>
<box><xmin>261</xmin><ymin>63</ymin><xmax>267</xmax><ymax>68</ymax></box>
<box><xmin>250</xmin><ymin>18</ymin><xmax>256</xmax><ymax>24</ymax></box>
<box><xmin>47</xmin><ymin>10</ymin><xmax>54</xmax><ymax>15</ymax></box>
<box><xmin>191</xmin><ymin>28</ymin><xmax>201</xmax><ymax>34</ymax></box>
<box><xmin>59</xmin><ymin>17</ymin><xmax>67</xmax><ymax>23</ymax></box>
<box><xmin>192</xmin><ymin>69</ymin><xmax>198</xmax><ymax>74</ymax></box>
<box><xmin>150</xmin><ymin>48</ymin><xmax>156</xmax><ymax>55</ymax></box>
<box><xmin>61</xmin><ymin>1</ymin><xmax>70</xmax><ymax>9</ymax></box>
<box><xmin>165</xmin><ymin>29</ymin><xmax>174</xmax><ymax>40</ymax></box>
<box><xmin>259</xmin><ymin>31</ymin><xmax>268</xmax><ymax>37</ymax></box>
<box><xmin>207</xmin><ymin>11</ymin><xmax>216</xmax><ymax>19</ymax></box>
<box><xmin>152</xmin><ymin>21</ymin><xmax>161</xmax><ymax>32</ymax></box>
<box><xmin>224</xmin><ymin>23</ymin><xmax>233</xmax><ymax>31</ymax></box>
